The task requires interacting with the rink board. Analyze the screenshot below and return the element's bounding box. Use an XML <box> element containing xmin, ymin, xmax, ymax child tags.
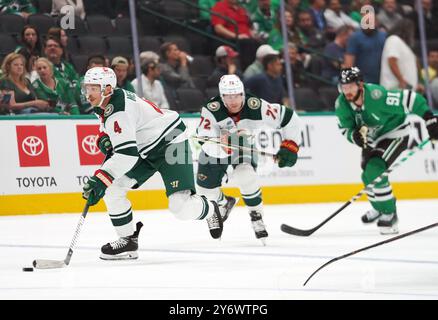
<box><xmin>0</xmin><ymin>114</ymin><xmax>437</xmax><ymax>215</ymax></box>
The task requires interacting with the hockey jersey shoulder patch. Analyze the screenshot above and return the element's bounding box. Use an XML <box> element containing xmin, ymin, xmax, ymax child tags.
<box><xmin>104</xmin><ymin>103</ymin><xmax>114</xmax><ymax>117</ymax></box>
<box><xmin>371</xmin><ymin>89</ymin><xmax>383</xmax><ymax>100</ymax></box>
<box><xmin>247</xmin><ymin>97</ymin><xmax>261</xmax><ymax>110</ymax></box>
<box><xmin>207</xmin><ymin>101</ymin><xmax>221</xmax><ymax>112</ymax></box>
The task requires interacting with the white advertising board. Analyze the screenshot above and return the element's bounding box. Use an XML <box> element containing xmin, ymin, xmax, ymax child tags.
<box><xmin>0</xmin><ymin>115</ymin><xmax>437</xmax><ymax>196</ymax></box>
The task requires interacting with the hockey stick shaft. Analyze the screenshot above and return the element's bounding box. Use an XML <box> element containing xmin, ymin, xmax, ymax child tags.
<box><xmin>281</xmin><ymin>139</ymin><xmax>431</xmax><ymax>237</ymax></box>
<box><xmin>303</xmin><ymin>221</ymin><xmax>438</xmax><ymax>286</ymax></box>
<box><xmin>64</xmin><ymin>203</ymin><xmax>90</xmax><ymax>265</ymax></box>
<box><xmin>192</xmin><ymin>135</ymin><xmax>277</xmax><ymax>158</ymax></box>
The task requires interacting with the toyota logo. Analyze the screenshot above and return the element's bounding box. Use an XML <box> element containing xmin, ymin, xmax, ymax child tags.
<box><xmin>22</xmin><ymin>136</ymin><xmax>44</xmax><ymax>156</ymax></box>
<box><xmin>82</xmin><ymin>134</ymin><xmax>100</xmax><ymax>155</ymax></box>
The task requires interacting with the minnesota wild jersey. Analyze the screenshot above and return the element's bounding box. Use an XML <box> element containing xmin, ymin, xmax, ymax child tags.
<box><xmin>335</xmin><ymin>83</ymin><xmax>429</xmax><ymax>144</ymax></box>
<box><xmin>96</xmin><ymin>88</ymin><xmax>186</xmax><ymax>181</ymax></box>
<box><xmin>197</xmin><ymin>93</ymin><xmax>301</xmax><ymax>158</ymax></box>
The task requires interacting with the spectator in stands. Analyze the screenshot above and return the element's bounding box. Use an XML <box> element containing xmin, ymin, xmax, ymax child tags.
<box><xmin>211</xmin><ymin>0</ymin><xmax>261</xmax><ymax>70</ymax></box>
<box><xmin>243</xmin><ymin>44</ymin><xmax>279</xmax><ymax>80</ymax></box>
<box><xmin>47</xmin><ymin>27</ymin><xmax>72</xmax><ymax>63</ymax></box>
<box><xmin>32</xmin><ymin>57</ymin><xmax>79</xmax><ymax>115</ymax></box>
<box><xmin>423</xmin><ymin>48</ymin><xmax>438</xmax><ymax>107</ymax></box>
<box><xmin>344</xmin><ymin>9</ymin><xmax>387</xmax><ymax>84</ymax></box>
<box><xmin>111</xmin><ymin>56</ymin><xmax>135</xmax><ymax>93</ymax></box>
<box><xmin>131</xmin><ymin>56</ymin><xmax>169</xmax><ymax>110</ymax></box>
<box><xmin>159</xmin><ymin>42</ymin><xmax>195</xmax><ymax>92</ymax></box>
<box><xmin>207</xmin><ymin>45</ymin><xmax>242</xmax><ymax>88</ymax></box>
<box><xmin>321</xmin><ymin>25</ymin><xmax>354</xmax><ymax>83</ymax></box>
<box><xmin>268</xmin><ymin>7</ymin><xmax>302</xmax><ymax>51</ymax></box>
<box><xmin>44</xmin><ymin>37</ymin><xmax>79</xmax><ymax>89</ymax></box>
<box><xmin>199</xmin><ymin>0</ymin><xmax>219</xmax><ymax>21</ymax></box>
<box><xmin>0</xmin><ymin>90</ymin><xmax>11</xmax><ymax>115</ymax></box>
<box><xmin>307</xmin><ymin>0</ymin><xmax>327</xmax><ymax>32</ymax></box>
<box><xmin>140</xmin><ymin>51</ymin><xmax>160</xmax><ymax>68</ymax></box>
<box><xmin>75</xmin><ymin>55</ymin><xmax>106</xmax><ymax>114</ymax></box>
<box><xmin>349</xmin><ymin>0</ymin><xmax>373</xmax><ymax>24</ymax></box>
<box><xmin>245</xmin><ymin>54</ymin><xmax>288</xmax><ymax>105</ymax></box>
<box><xmin>409</xmin><ymin>0</ymin><xmax>438</xmax><ymax>39</ymax></box>
<box><xmin>0</xmin><ymin>53</ymin><xmax>49</xmax><ymax>114</ymax></box>
<box><xmin>0</xmin><ymin>0</ymin><xmax>36</xmax><ymax>18</ymax></box>
<box><xmin>377</xmin><ymin>0</ymin><xmax>404</xmax><ymax>32</ymax></box>
<box><xmin>380</xmin><ymin>20</ymin><xmax>419</xmax><ymax>91</ymax></box>
<box><xmin>324</xmin><ymin>0</ymin><xmax>359</xmax><ymax>32</ymax></box>
<box><xmin>15</xmin><ymin>25</ymin><xmax>43</xmax><ymax>77</ymax></box>
<box><xmin>286</xmin><ymin>42</ymin><xmax>308</xmax><ymax>88</ymax></box>
<box><xmin>250</xmin><ymin>0</ymin><xmax>276</xmax><ymax>42</ymax></box>
<box><xmin>297</xmin><ymin>10</ymin><xmax>327</xmax><ymax>50</ymax></box>
<box><xmin>51</xmin><ymin>0</ymin><xmax>86</xmax><ymax>19</ymax></box>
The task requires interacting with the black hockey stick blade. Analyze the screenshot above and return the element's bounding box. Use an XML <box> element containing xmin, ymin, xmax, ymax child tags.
<box><xmin>303</xmin><ymin>221</ymin><xmax>438</xmax><ymax>286</ymax></box>
<box><xmin>281</xmin><ymin>202</ymin><xmax>352</xmax><ymax>237</ymax></box>
<box><xmin>281</xmin><ymin>223</ymin><xmax>315</xmax><ymax>237</ymax></box>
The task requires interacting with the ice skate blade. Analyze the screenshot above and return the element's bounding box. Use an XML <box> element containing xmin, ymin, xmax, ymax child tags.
<box><xmin>100</xmin><ymin>251</ymin><xmax>138</xmax><ymax>260</ymax></box>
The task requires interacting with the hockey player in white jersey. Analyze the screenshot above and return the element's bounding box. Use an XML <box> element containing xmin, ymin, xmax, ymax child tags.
<box><xmin>196</xmin><ymin>75</ymin><xmax>302</xmax><ymax>243</ymax></box>
<box><xmin>81</xmin><ymin>67</ymin><xmax>224</xmax><ymax>260</ymax></box>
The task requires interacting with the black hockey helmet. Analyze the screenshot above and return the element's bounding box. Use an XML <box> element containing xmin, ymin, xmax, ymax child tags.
<box><xmin>339</xmin><ymin>67</ymin><xmax>363</xmax><ymax>84</ymax></box>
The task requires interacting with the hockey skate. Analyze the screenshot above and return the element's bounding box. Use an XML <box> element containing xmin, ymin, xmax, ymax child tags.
<box><xmin>220</xmin><ymin>195</ymin><xmax>239</xmax><ymax>222</ymax></box>
<box><xmin>377</xmin><ymin>212</ymin><xmax>399</xmax><ymax>235</ymax></box>
<box><xmin>100</xmin><ymin>222</ymin><xmax>143</xmax><ymax>260</ymax></box>
<box><xmin>361</xmin><ymin>209</ymin><xmax>382</xmax><ymax>223</ymax></box>
<box><xmin>249</xmin><ymin>211</ymin><xmax>268</xmax><ymax>245</ymax></box>
<box><xmin>206</xmin><ymin>201</ymin><xmax>223</xmax><ymax>239</ymax></box>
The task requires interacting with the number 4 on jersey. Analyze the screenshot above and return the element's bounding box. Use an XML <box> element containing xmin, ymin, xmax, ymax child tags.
<box><xmin>114</xmin><ymin>121</ymin><xmax>122</xmax><ymax>134</ymax></box>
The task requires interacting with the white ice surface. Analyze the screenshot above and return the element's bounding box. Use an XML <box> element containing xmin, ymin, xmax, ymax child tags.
<box><xmin>1</xmin><ymin>199</ymin><xmax>438</xmax><ymax>300</ymax></box>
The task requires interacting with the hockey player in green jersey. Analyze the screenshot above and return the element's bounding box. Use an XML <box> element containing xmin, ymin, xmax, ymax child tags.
<box><xmin>81</xmin><ymin>67</ymin><xmax>225</xmax><ymax>260</ymax></box>
<box><xmin>336</xmin><ymin>67</ymin><xmax>438</xmax><ymax>234</ymax></box>
<box><xmin>196</xmin><ymin>74</ymin><xmax>302</xmax><ymax>243</ymax></box>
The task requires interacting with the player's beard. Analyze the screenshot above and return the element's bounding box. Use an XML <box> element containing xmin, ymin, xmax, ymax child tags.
<box><xmin>345</xmin><ymin>88</ymin><xmax>362</xmax><ymax>103</ymax></box>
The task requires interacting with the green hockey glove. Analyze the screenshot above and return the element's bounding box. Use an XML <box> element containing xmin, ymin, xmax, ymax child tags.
<box><xmin>82</xmin><ymin>170</ymin><xmax>113</xmax><ymax>206</ymax></box>
<box><xmin>276</xmin><ymin>140</ymin><xmax>299</xmax><ymax>168</ymax></box>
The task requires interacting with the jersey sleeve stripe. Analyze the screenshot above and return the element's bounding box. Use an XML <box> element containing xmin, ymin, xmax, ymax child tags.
<box><xmin>280</xmin><ymin>106</ymin><xmax>294</xmax><ymax>128</ymax></box>
<box><xmin>115</xmin><ymin>146</ymin><xmax>139</xmax><ymax>156</ymax></box>
<box><xmin>113</xmin><ymin>141</ymin><xmax>137</xmax><ymax>152</ymax></box>
<box><xmin>402</xmin><ymin>90</ymin><xmax>409</xmax><ymax>113</ymax></box>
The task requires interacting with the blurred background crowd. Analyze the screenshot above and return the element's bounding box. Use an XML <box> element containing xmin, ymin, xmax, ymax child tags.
<box><xmin>0</xmin><ymin>0</ymin><xmax>437</xmax><ymax>115</ymax></box>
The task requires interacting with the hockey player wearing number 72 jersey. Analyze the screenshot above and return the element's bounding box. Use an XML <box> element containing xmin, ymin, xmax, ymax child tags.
<box><xmin>196</xmin><ymin>75</ymin><xmax>302</xmax><ymax>243</ymax></box>
<box><xmin>81</xmin><ymin>67</ymin><xmax>224</xmax><ymax>261</ymax></box>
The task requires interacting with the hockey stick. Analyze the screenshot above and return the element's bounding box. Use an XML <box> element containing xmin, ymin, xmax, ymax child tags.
<box><xmin>33</xmin><ymin>203</ymin><xmax>90</xmax><ymax>269</ymax></box>
<box><xmin>192</xmin><ymin>135</ymin><xmax>278</xmax><ymax>158</ymax></box>
<box><xmin>303</xmin><ymin>220</ymin><xmax>438</xmax><ymax>286</ymax></box>
<box><xmin>281</xmin><ymin>138</ymin><xmax>431</xmax><ymax>237</ymax></box>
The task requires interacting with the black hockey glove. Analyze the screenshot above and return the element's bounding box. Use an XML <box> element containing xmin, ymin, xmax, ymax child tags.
<box><xmin>423</xmin><ymin>111</ymin><xmax>438</xmax><ymax>140</ymax></box>
<box><xmin>352</xmin><ymin>126</ymin><xmax>368</xmax><ymax>148</ymax></box>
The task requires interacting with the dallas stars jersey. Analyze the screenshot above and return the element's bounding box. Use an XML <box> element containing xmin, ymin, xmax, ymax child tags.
<box><xmin>97</xmin><ymin>88</ymin><xmax>186</xmax><ymax>180</ymax></box>
<box><xmin>335</xmin><ymin>83</ymin><xmax>429</xmax><ymax>144</ymax></box>
<box><xmin>197</xmin><ymin>93</ymin><xmax>302</xmax><ymax>158</ymax></box>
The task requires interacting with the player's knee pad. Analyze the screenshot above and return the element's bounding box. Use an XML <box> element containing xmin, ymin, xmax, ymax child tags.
<box><xmin>168</xmin><ymin>190</ymin><xmax>194</xmax><ymax>220</ymax></box>
<box><xmin>233</xmin><ymin>163</ymin><xmax>258</xmax><ymax>190</ymax></box>
<box><xmin>361</xmin><ymin>157</ymin><xmax>388</xmax><ymax>185</ymax></box>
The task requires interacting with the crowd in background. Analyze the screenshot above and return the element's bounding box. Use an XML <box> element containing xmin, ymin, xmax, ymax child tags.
<box><xmin>1</xmin><ymin>0</ymin><xmax>438</xmax><ymax>116</ymax></box>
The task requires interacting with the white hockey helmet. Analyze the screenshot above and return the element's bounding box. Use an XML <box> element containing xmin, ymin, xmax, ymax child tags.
<box><xmin>219</xmin><ymin>74</ymin><xmax>244</xmax><ymax>97</ymax></box>
<box><xmin>83</xmin><ymin>67</ymin><xmax>117</xmax><ymax>93</ymax></box>
<box><xmin>83</xmin><ymin>67</ymin><xmax>117</xmax><ymax>107</ymax></box>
